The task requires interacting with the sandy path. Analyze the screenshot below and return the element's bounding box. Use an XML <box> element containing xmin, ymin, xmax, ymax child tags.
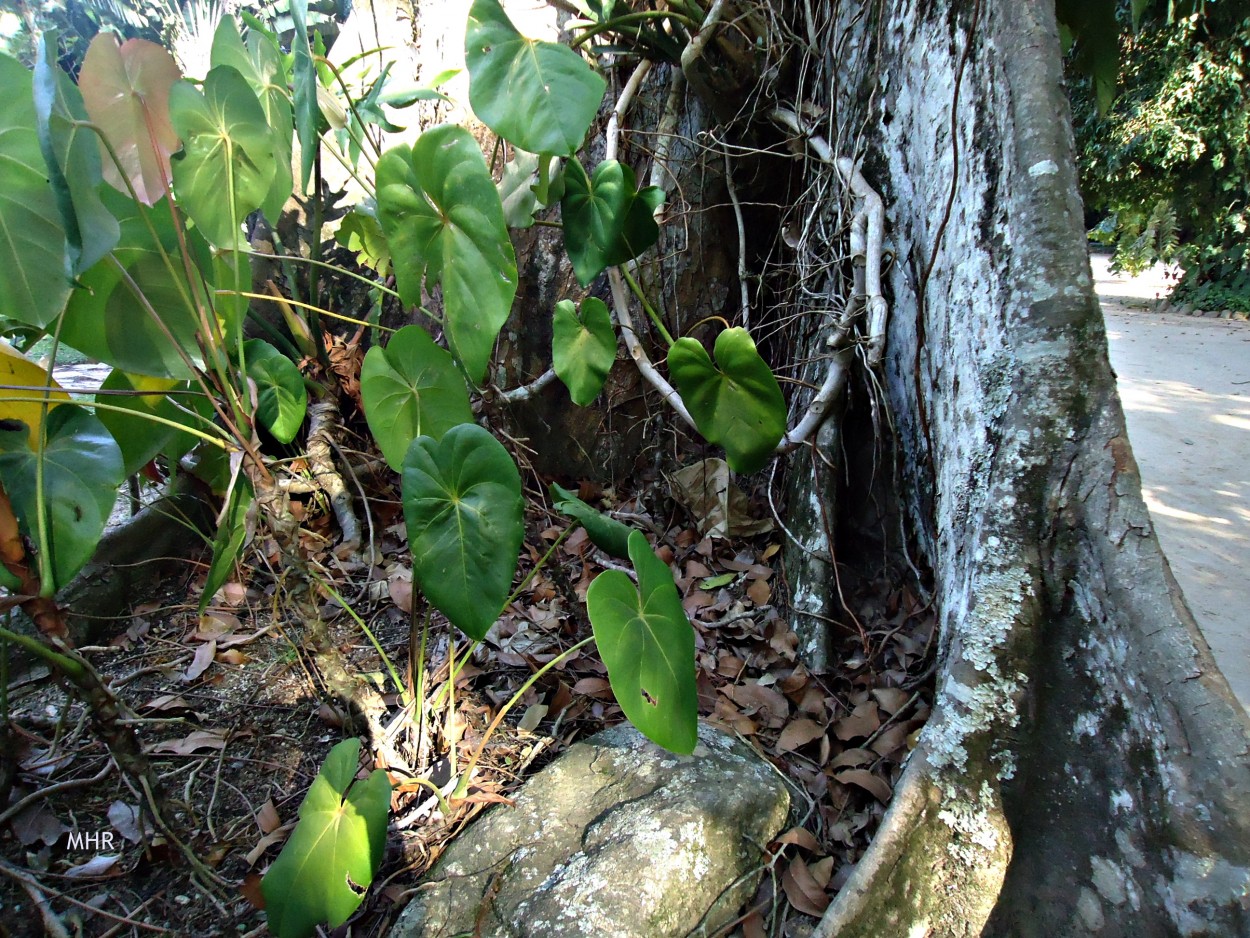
<box><xmin>1097</xmin><ymin>254</ymin><xmax>1250</xmax><ymax>712</ymax></box>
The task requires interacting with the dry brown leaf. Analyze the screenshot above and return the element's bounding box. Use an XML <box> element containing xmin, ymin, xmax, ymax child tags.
<box><xmin>871</xmin><ymin>687</ymin><xmax>912</xmax><ymax>715</ymax></box>
<box><xmin>216</xmin><ymin>648</ymin><xmax>250</xmax><ymax>665</ymax></box>
<box><xmin>571</xmin><ymin>677</ymin><xmax>612</xmax><ymax>698</ymax></box>
<box><xmin>742</xmin><ymin>909</ymin><xmax>768</xmax><ymax>938</ymax></box>
<box><xmin>776</xmin><ymin>718</ymin><xmax>826</xmax><ymax>753</ymax></box>
<box><xmin>517</xmin><ymin>703</ymin><xmax>548</xmax><ymax>733</ymax></box>
<box><xmin>181</xmin><ymin>639</ymin><xmax>216</xmax><ymax>682</ymax></box>
<box><xmin>870</xmin><ymin>724</ymin><xmax>910</xmax><ymax>757</ymax></box>
<box><xmin>107</xmin><ymin>801</ymin><xmax>147</xmax><ymax>843</ymax></box>
<box><xmin>833</xmin><ymin>701</ymin><xmax>880</xmax><ymax>741</ymax></box>
<box><xmin>148</xmin><ymin>729</ymin><xmax>227</xmax><ymax>755</ymax></box>
<box><xmin>831</xmin><ymin>747</ymin><xmax>876</xmax><ymax>769</ymax></box>
<box><xmin>245</xmin><ymin>822</ymin><xmax>294</xmax><ymax>867</ymax></box>
<box><xmin>747</xmin><ymin>579</ymin><xmax>772</xmax><ymax>606</ymax></box>
<box><xmin>256</xmin><ymin>800</ymin><xmax>280</xmax><ymax>834</ymax></box>
<box><xmin>239</xmin><ymin>871</ymin><xmax>267</xmax><ymax>910</ymax></box>
<box><xmin>774</xmin><ymin>826</ymin><xmax>821</xmax><ymax>852</ymax></box>
<box><xmin>65</xmin><ymin>854</ymin><xmax>121</xmax><ymax>878</ymax></box>
<box><xmin>139</xmin><ymin>694</ymin><xmax>193</xmax><ymax>713</ymax></box>
<box><xmin>10</xmin><ymin>802</ymin><xmax>67</xmax><ymax>847</ymax></box>
<box><xmin>720</xmin><ymin>682</ymin><xmax>790</xmax><ymax>727</ymax></box>
<box><xmin>782</xmin><ymin>856</ymin><xmax>830</xmax><ymax>916</ymax></box>
<box><xmin>835</xmin><ymin>768</ymin><xmax>893</xmax><ymax>803</ymax></box>
<box><xmin>670</xmin><ymin>458</ymin><xmax>774</xmax><ymax>538</ymax></box>
<box><xmin>809</xmin><ymin>856</ymin><xmax>836</xmax><ymax>889</ymax></box>
<box><xmin>389</xmin><ymin>573</ymin><xmax>413</xmax><ymax>613</ymax></box>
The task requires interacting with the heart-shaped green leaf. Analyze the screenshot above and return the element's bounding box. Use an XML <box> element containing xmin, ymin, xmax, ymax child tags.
<box><xmin>552</xmin><ymin>297</ymin><xmax>616</xmax><ymax>406</ymax></box>
<box><xmin>261</xmin><ymin>738</ymin><xmax>391</xmax><ymax>938</ymax></box>
<box><xmin>245</xmin><ymin>340</ymin><xmax>307</xmax><ymax>443</ymax></box>
<box><xmin>586</xmin><ymin>530</ymin><xmax>697</xmax><ymax>754</ymax></box>
<box><xmin>199</xmin><ymin>464</ymin><xmax>253</xmax><ymax>612</ymax></box>
<box><xmin>667</xmin><ymin>327</ymin><xmax>786</xmax><ymax>474</ymax></box>
<box><xmin>336</xmin><ymin>203</ymin><xmax>391</xmax><ymax>275</ymax></box>
<box><xmin>0</xmin><ymin>405</ymin><xmax>125</xmax><ymax>592</ymax></box>
<box><xmin>376</xmin><ymin>127</ymin><xmax>517</xmax><ymax>383</ymax></box>
<box><xmin>79</xmin><ymin>34</ymin><xmax>182</xmax><ymax>206</ymax></box>
<box><xmin>360</xmin><ymin>325</ymin><xmax>473</xmax><ymax>472</ymax></box>
<box><xmin>210</xmin><ymin>16</ymin><xmax>294</xmax><ymax>222</ymax></box>
<box><xmin>169</xmin><ymin>65</ymin><xmax>277</xmax><ymax>248</ymax></box>
<box><xmin>561</xmin><ymin>158</ymin><xmax>664</xmax><ymax>285</ymax></box>
<box><xmin>550</xmin><ymin>483</ymin><xmax>632</xmax><ymax>558</ymax></box>
<box><xmin>0</xmin><ymin>53</ymin><xmax>71</xmax><ymax>328</ymax></box>
<box><xmin>465</xmin><ymin>0</ymin><xmax>605</xmax><ymax>157</ymax></box>
<box><xmin>60</xmin><ymin>189</ymin><xmax>205</xmax><ymax>379</ymax></box>
<box><xmin>34</xmin><ymin>34</ymin><xmax>120</xmax><ymax>276</ymax></box>
<box><xmin>402</xmin><ymin>424</ymin><xmax>524</xmax><ymax>640</ymax></box>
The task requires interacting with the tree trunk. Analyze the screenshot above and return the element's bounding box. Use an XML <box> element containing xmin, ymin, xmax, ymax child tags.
<box><xmin>798</xmin><ymin>1</ymin><xmax>1250</xmax><ymax>934</ymax></box>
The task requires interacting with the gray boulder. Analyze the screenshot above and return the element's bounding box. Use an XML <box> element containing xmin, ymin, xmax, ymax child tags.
<box><xmin>393</xmin><ymin>722</ymin><xmax>791</xmax><ymax>938</ymax></box>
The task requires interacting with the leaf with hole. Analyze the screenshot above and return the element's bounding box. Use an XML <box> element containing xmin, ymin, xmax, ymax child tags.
<box><xmin>402</xmin><ymin>424</ymin><xmax>524</xmax><ymax>640</ymax></box>
<box><xmin>169</xmin><ymin>65</ymin><xmax>277</xmax><ymax>248</ymax></box>
<box><xmin>465</xmin><ymin>0</ymin><xmax>605</xmax><ymax>157</ymax></box>
<box><xmin>549</xmin><ymin>482</ymin><xmax>632</xmax><ymax>558</ymax></box>
<box><xmin>245</xmin><ymin>340</ymin><xmax>307</xmax><ymax>444</ymax></box>
<box><xmin>0</xmin><ymin>54</ymin><xmax>71</xmax><ymax>328</ymax></box>
<box><xmin>79</xmin><ymin>34</ymin><xmax>181</xmax><ymax>206</ymax></box>
<box><xmin>586</xmin><ymin>530</ymin><xmax>697</xmax><ymax>754</ymax></box>
<box><xmin>261</xmin><ymin>738</ymin><xmax>391</xmax><ymax>938</ymax></box>
<box><xmin>360</xmin><ymin>325</ymin><xmax>472</xmax><ymax>472</ymax></box>
<box><xmin>667</xmin><ymin>328</ymin><xmax>786</xmax><ymax>474</ymax></box>
<box><xmin>561</xmin><ymin>158</ymin><xmax>664</xmax><ymax>285</ymax></box>
<box><xmin>34</xmin><ymin>33</ymin><xmax>119</xmax><ymax>276</ymax></box>
<box><xmin>552</xmin><ymin>297</ymin><xmax>615</xmax><ymax>406</ymax></box>
<box><xmin>0</xmin><ymin>406</ymin><xmax>125</xmax><ymax>592</ymax></box>
<box><xmin>376</xmin><ymin>127</ymin><xmax>517</xmax><ymax>383</ymax></box>
<box><xmin>0</xmin><ymin>341</ymin><xmax>70</xmax><ymax>451</ymax></box>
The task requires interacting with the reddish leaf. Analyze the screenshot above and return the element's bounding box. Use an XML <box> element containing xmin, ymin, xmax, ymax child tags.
<box><xmin>774</xmin><ymin>826</ymin><xmax>821</xmax><ymax>852</ymax></box>
<box><xmin>79</xmin><ymin>35</ymin><xmax>181</xmax><ymax>205</ymax></box>
<box><xmin>256</xmin><ymin>800</ymin><xmax>280</xmax><ymax>834</ymax></box>
<box><xmin>239</xmin><ymin>872</ymin><xmax>267</xmax><ymax>910</ymax></box>
<box><xmin>746</xmin><ymin>578</ymin><xmax>772</xmax><ymax>606</ymax></box>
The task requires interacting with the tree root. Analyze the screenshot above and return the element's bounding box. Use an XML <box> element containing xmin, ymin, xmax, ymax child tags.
<box><xmin>306</xmin><ymin>398</ymin><xmax>362</xmax><ymax>559</ymax></box>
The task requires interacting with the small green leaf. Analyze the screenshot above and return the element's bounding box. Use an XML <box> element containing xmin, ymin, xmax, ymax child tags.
<box><xmin>79</xmin><ymin>34</ymin><xmax>182</xmax><ymax>206</ymax></box>
<box><xmin>700</xmin><ymin>572</ymin><xmax>736</xmax><ymax>590</ymax></box>
<box><xmin>376</xmin><ymin>127</ymin><xmax>517</xmax><ymax>382</ymax></box>
<box><xmin>561</xmin><ymin>158</ymin><xmax>664</xmax><ymax>285</ymax></box>
<box><xmin>498</xmin><ymin>151</ymin><xmax>562</xmax><ymax>229</ymax></box>
<box><xmin>0</xmin><ymin>406</ymin><xmax>125</xmax><ymax>592</ymax></box>
<box><xmin>360</xmin><ymin>325</ymin><xmax>473</xmax><ymax>472</ymax></box>
<box><xmin>169</xmin><ymin>65</ymin><xmax>277</xmax><ymax>248</ymax></box>
<box><xmin>552</xmin><ymin>297</ymin><xmax>616</xmax><ymax>406</ymax></box>
<box><xmin>550</xmin><ymin>483</ymin><xmax>632</xmax><ymax>559</ymax></box>
<box><xmin>245</xmin><ymin>340</ymin><xmax>307</xmax><ymax>443</ymax></box>
<box><xmin>0</xmin><ymin>53</ymin><xmax>71</xmax><ymax>328</ymax></box>
<box><xmin>466</xmin><ymin>0</ymin><xmax>605</xmax><ymax>157</ymax></box>
<box><xmin>262</xmin><ymin>738</ymin><xmax>391</xmax><ymax>938</ymax></box>
<box><xmin>402</xmin><ymin>424</ymin><xmax>524</xmax><ymax>640</ymax></box>
<box><xmin>586</xmin><ymin>530</ymin><xmax>697</xmax><ymax>754</ymax></box>
<box><xmin>336</xmin><ymin>203</ymin><xmax>391</xmax><ymax>275</ymax></box>
<box><xmin>667</xmin><ymin>328</ymin><xmax>785</xmax><ymax>474</ymax></box>
<box><xmin>199</xmin><ymin>465</ymin><xmax>252</xmax><ymax>612</ymax></box>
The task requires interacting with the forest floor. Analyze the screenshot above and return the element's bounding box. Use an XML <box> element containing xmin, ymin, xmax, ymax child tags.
<box><xmin>0</xmin><ymin>399</ymin><xmax>933</xmax><ymax>935</ymax></box>
<box><xmin>1097</xmin><ymin>252</ymin><xmax>1250</xmax><ymax>712</ymax></box>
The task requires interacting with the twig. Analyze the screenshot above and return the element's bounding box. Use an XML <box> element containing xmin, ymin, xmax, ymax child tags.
<box><xmin>0</xmin><ymin>858</ymin><xmax>171</xmax><ymax>933</ymax></box>
<box><xmin>724</xmin><ymin>148</ymin><xmax>752</xmax><ymax>327</ymax></box>
<box><xmin>0</xmin><ymin>761</ymin><xmax>114</xmax><ymax>825</ymax></box>
<box><xmin>500</xmin><ymin>368</ymin><xmax>558</xmax><ymax>403</ymax></box>
<box><xmin>680</xmin><ymin>0</ymin><xmax>727</xmax><ymax>75</ymax></box>
<box><xmin>605</xmin><ymin>59</ymin><xmax>652</xmax><ymax>162</ymax></box>
<box><xmin>609</xmin><ymin>267</ymin><xmax>696</xmax><ymax>429</ymax></box>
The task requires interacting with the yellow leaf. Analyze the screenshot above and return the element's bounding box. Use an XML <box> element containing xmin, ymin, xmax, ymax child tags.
<box><xmin>0</xmin><ymin>340</ymin><xmax>70</xmax><ymax>448</ymax></box>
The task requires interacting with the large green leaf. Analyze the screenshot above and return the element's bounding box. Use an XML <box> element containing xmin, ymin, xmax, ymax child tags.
<box><xmin>60</xmin><ymin>190</ymin><xmax>203</xmax><ymax>379</ymax></box>
<box><xmin>359</xmin><ymin>325</ymin><xmax>473</xmax><ymax>472</ymax></box>
<box><xmin>667</xmin><ymin>328</ymin><xmax>786</xmax><ymax>474</ymax></box>
<box><xmin>0</xmin><ymin>54</ymin><xmax>71</xmax><ymax>328</ymax></box>
<box><xmin>465</xmin><ymin>0</ymin><xmax>605</xmax><ymax>157</ymax></box>
<box><xmin>244</xmin><ymin>340</ymin><xmax>307</xmax><ymax>443</ymax></box>
<box><xmin>550</xmin><ymin>482</ymin><xmax>632</xmax><ymax>559</ymax></box>
<box><xmin>199</xmin><ymin>464</ymin><xmax>252</xmax><ymax>612</ymax></box>
<box><xmin>0</xmin><ymin>406</ymin><xmax>125</xmax><ymax>592</ymax></box>
<box><xmin>561</xmin><ymin>158</ymin><xmax>664</xmax><ymax>285</ymax></box>
<box><xmin>169</xmin><ymin>65</ymin><xmax>277</xmax><ymax>248</ymax></box>
<box><xmin>79</xmin><ymin>34</ymin><xmax>182</xmax><ymax>206</ymax></box>
<box><xmin>33</xmin><ymin>33</ymin><xmax>120</xmax><ymax>276</ymax></box>
<box><xmin>376</xmin><ymin>127</ymin><xmax>517</xmax><ymax>382</ymax></box>
<box><xmin>261</xmin><ymin>738</ymin><xmax>391</xmax><ymax>938</ymax></box>
<box><xmin>586</xmin><ymin>530</ymin><xmax>697</xmax><ymax>754</ymax></box>
<box><xmin>552</xmin><ymin>297</ymin><xmax>616</xmax><ymax>406</ymax></box>
<box><xmin>402</xmin><ymin>424</ymin><xmax>523</xmax><ymax>640</ymax></box>
<box><xmin>95</xmin><ymin>371</ymin><xmax>191</xmax><ymax>477</ymax></box>
<box><xmin>210</xmin><ymin>16</ymin><xmax>294</xmax><ymax>221</ymax></box>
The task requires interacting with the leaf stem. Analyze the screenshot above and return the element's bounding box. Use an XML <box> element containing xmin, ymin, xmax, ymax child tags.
<box><xmin>620</xmin><ymin>267</ymin><xmax>674</xmax><ymax>346</ymax></box>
